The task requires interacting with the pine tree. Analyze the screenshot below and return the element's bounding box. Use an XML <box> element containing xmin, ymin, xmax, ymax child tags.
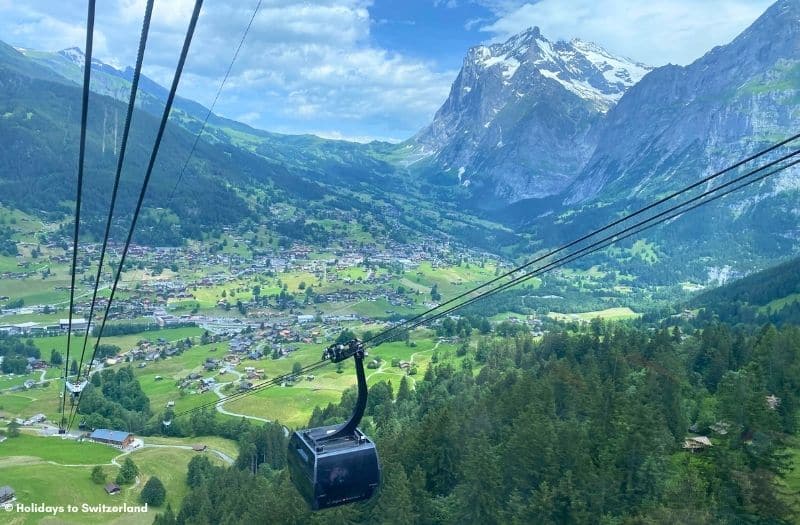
<box><xmin>49</xmin><ymin>349</ymin><xmax>62</xmax><ymax>365</ymax></box>
<box><xmin>397</xmin><ymin>375</ymin><xmax>412</xmax><ymax>402</ymax></box>
<box><xmin>91</xmin><ymin>465</ymin><xmax>106</xmax><ymax>484</ymax></box>
<box><xmin>5</xmin><ymin>419</ymin><xmax>20</xmax><ymax>437</ymax></box>
<box><xmin>370</xmin><ymin>462</ymin><xmax>415</xmax><ymax>524</ymax></box>
<box><xmin>152</xmin><ymin>503</ymin><xmax>177</xmax><ymax>525</ymax></box>
<box><xmin>140</xmin><ymin>476</ymin><xmax>166</xmax><ymax>506</ymax></box>
<box><xmin>116</xmin><ymin>457</ymin><xmax>139</xmax><ymax>485</ymax></box>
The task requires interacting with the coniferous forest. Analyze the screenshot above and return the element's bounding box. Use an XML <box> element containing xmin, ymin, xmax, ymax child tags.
<box><xmin>152</xmin><ymin>317</ymin><xmax>800</xmax><ymax>524</ymax></box>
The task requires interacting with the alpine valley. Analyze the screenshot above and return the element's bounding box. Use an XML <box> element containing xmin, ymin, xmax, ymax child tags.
<box><xmin>1</xmin><ymin>0</ymin><xmax>799</xmax><ymax>287</ymax></box>
<box><xmin>2</xmin><ymin>2</ymin><xmax>800</xmax><ymax>524</ymax></box>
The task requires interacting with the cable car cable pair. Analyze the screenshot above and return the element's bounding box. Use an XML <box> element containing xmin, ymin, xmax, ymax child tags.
<box><xmin>73</xmin><ymin>0</ymin><xmax>155</xmax><ymax>404</ymax></box>
<box><xmin>65</xmin><ymin>0</ymin><xmax>204</xmax><ymax>434</ymax></box>
<box><xmin>59</xmin><ymin>0</ymin><xmax>96</xmax><ymax>434</ymax></box>
<box><xmin>366</xmin><ymin>145</ymin><xmax>800</xmax><ymax>345</ymax></box>
<box><xmin>361</xmin><ymin>131</ymin><xmax>800</xmax><ymax>348</ymax></box>
<box><xmin>67</xmin><ymin>0</ymin><xmax>262</xmax><ymax>433</ymax></box>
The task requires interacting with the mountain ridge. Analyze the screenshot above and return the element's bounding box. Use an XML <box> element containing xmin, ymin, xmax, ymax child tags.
<box><xmin>410</xmin><ymin>26</ymin><xmax>651</xmax><ymax>205</ymax></box>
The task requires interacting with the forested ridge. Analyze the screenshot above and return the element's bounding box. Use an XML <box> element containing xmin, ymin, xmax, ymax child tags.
<box><xmin>691</xmin><ymin>256</ymin><xmax>800</xmax><ymax>326</ymax></box>
<box><xmin>152</xmin><ymin>319</ymin><xmax>800</xmax><ymax>524</ymax></box>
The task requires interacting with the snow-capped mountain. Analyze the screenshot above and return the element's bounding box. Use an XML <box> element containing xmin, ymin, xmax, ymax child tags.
<box><xmin>468</xmin><ymin>31</ymin><xmax>650</xmax><ymax>112</ymax></box>
<box><xmin>411</xmin><ymin>27</ymin><xmax>652</xmax><ymax>205</ymax></box>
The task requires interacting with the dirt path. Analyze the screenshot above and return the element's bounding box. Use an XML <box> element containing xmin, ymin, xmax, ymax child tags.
<box><xmin>366</xmin><ymin>341</ymin><xmax>441</xmax><ymax>387</ymax></box>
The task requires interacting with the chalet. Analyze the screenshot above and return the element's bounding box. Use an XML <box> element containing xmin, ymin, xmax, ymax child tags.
<box><xmin>0</xmin><ymin>485</ymin><xmax>14</xmax><ymax>503</ymax></box>
<box><xmin>27</xmin><ymin>357</ymin><xmax>47</xmax><ymax>370</ymax></box>
<box><xmin>683</xmin><ymin>436</ymin><xmax>713</xmax><ymax>452</ymax></box>
<box><xmin>89</xmin><ymin>429</ymin><xmax>134</xmax><ymax>449</ymax></box>
<box><xmin>104</xmin><ymin>483</ymin><xmax>121</xmax><ymax>495</ymax></box>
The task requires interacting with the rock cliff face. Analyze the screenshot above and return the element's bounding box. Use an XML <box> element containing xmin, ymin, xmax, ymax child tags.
<box><xmin>568</xmin><ymin>0</ymin><xmax>800</xmax><ymax>205</ymax></box>
<box><xmin>412</xmin><ymin>27</ymin><xmax>651</xmax><ymax>204</ymax></box>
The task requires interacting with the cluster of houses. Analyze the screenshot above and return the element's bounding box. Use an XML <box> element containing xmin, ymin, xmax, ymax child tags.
<box><xmin>500</xmin><ymin>315</ymin><xmax>545</xmax><ymax>337</ymax></box>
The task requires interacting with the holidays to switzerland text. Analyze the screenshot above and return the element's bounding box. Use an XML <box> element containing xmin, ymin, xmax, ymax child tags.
<box><xmin>5</xmin><ymin>502</ymin><xmax>149</xmax><ymax>514</ymax></box>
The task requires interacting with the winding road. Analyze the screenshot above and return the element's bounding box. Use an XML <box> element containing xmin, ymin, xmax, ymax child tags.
<box><xmin>211</xmin><ymin>368</ymin><xmax>271</xmax><ymax>423</ymax></box>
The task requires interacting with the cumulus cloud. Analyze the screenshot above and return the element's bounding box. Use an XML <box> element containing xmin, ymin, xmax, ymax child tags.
<box><xmin>0</xmin><ymin>0</ymin><xmax>454</xmax><ymax>141</ymax></box>
<box><xmin>479</xmin><ymin>0</ymin><xmax>774</xmax><ymax>66</ymax></box>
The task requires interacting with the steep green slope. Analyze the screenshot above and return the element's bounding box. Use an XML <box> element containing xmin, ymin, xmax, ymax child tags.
<box><xmin>691</xmin><ymin>255</ymin><xmax>800</xmax><ymax>325</ymax></box>
<box><xmin>0</xmin><ymin>43</ymin><xmax>522</xmax><ymax>250</ymax></box>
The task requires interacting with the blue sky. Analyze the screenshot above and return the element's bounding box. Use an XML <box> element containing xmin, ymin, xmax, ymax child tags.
<box><xmin>0</xmin><ymin>0</ymin><xmax>775</xmax><ymax>142</ymax></box>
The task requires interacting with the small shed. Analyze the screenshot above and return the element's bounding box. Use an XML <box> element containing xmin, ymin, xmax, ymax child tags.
<box><xmin>192</xmin><ymin>444</ymin><xmax>207</xmax><ymax>452</ymax></box>
<box><xmin>104</xmin><ymin>483</ymin><xmax>121</xmax><ymax>495</ymax></box>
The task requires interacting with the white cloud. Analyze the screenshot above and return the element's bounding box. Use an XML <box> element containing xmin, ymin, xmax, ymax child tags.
<box><xmin>0</xmin><ymin>0</ymin><xmax>454</xmax><ymax>141</ymax></box>
<box><xmin>480</xmin><ymin>0</ymin><xmax>774</xmax><ymax>65</ymax></box>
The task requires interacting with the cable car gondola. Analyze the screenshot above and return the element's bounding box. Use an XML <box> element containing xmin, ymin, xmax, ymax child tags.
<box><xmin>288</xmin><ymin>339</ymin><xmax>381</xmax><ymax>510</ymax></box>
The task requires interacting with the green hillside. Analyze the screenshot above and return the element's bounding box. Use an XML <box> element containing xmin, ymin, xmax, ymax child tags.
<box><xmin>691</xmin><ymin>256</ymin><xmax>800</xmax><ymax>325</ymax></box>
<box><xmin>0</xmin><ymin>41</ymin><xmax>520</xmax><ymax>251</ymax></box>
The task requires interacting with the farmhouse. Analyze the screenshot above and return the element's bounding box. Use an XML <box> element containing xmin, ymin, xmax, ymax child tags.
<box><xmin>89</xmin><ymin>429</ymin><xmax>134</xmax><ymax>448</ymax></box>
<box><xmin>0</xmin><ymin>485</ymin><xmax>15</xmax><ymax>503</ymax></box>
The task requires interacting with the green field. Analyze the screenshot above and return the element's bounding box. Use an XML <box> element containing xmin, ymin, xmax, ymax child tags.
<box><xmin>548</xmin><ymin>307</ymin><xmax>639</xmax><ymax>322</ymax></box>
<box><xmin>32</xmin><ymin>326</ymin><xmax>204</xmax><ymax>356</ymax></box>
<box><xmin>0</xmin><ymin>393</ymin><xmax>36</xmax><ymax>415</ymax></box>
<box><xmin>142</xmin><ymin>436</ymin><xmax>239</xmax><ymax>461</ymax></box>
<box><xmin>0</xmin><ymin>434</ymin><xmax>118</xmax><ymax>465</ymax></box>
<box><xmin>0</xmin><ymin>434</ymin><xmax>230</xmax><ymax>525</ymax></box>
<box><xmin>0</xmin><ymin>276</ymin><xmax>74</xmax><ymax>306</ymax></box>
<box><xmin>221</xmin><ymin>337</ymin><xmax>454</xmax><ymax>427</ymax></box>
<box><xmin>764</xmin><ymin>292</ymin><xmax>800</xmax><ymax>313</ymax></box>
